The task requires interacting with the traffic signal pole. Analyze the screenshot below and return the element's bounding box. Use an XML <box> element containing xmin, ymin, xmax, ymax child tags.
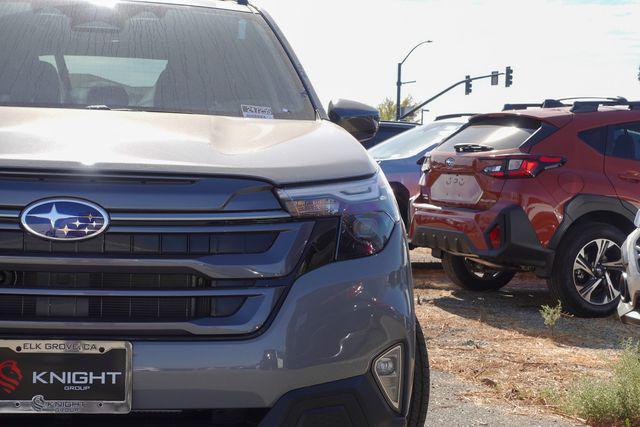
<box><xmin>399</xmin><ymin>68</ymin><xmax>513</xmax><ymax>121</ymax></box>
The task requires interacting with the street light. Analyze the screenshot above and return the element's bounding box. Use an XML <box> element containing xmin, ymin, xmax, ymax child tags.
<box><xmin>396</xmin><ymin>40</ymin><xmax>433</xmax><ymax>121</ymax></box>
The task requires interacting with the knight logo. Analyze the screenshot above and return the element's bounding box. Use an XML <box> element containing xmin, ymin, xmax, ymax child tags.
<box><xmin>0</xmin><ymin>360</ymin><xmax>23</xmax><ymax>395</ymax></box>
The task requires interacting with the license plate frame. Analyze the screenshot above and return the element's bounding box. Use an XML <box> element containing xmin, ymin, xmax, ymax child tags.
<box><xmin>0</xmin><ymin>340</ymin><xmax>132</xmax><ymax>414</ymax></box>
<box><xmin>430</xmin><ymin>173</ymin><xmax>483</xmax><ymax>205</ymax></box>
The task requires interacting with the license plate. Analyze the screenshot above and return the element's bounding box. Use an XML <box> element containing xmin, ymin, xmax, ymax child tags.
<box><xmin>0</xmin><ymin>340</ymin><xmax>132</xmax><ymax>414</ymax></box>
<box><xmin>431</xmin><ymin>174</ymin><xmax>483</xmax><ymax>204</ymax></box>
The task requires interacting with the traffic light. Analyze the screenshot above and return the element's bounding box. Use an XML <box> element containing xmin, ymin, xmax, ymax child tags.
<box><xmin>491</xmin><ymin>71</ymin><xmax>499</xmax><ymax>86</ymax></box>
<box><xmin>505</xmin><ymin>66</ymin><xmax>513</xmax><ymax>88</ymax></box>
<box><xmin>464</xmin><ymin>75</ymin><xmax>472</xmax><ymax>95</ymax></box>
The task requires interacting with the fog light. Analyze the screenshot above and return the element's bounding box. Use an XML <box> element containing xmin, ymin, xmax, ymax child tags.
<box><xmin>373</xmin><ymin>345</ymin><xmax>403</xmax><ymax>412</ymax></box>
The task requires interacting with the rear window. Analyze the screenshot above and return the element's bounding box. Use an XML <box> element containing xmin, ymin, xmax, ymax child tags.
<box><xmin>0</xmin><ymin>1</ymin><xmax>316</xmax><ymax>120</ymax></box>
<box><xmin>369</xmin><ymin>121</ymin><xmax>464</xmax><ymax>160</ymax></box>
<box><xmin>438</xmin><ymin>117</ymin><xmax>540</xmax><ymax>152</ymax></box>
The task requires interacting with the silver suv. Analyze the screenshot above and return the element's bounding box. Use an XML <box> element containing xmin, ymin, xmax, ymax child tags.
<box><xmin>0</xmin><ymin>1</ymin><xmax>428</xmax><ymax>426</ymax></box>
<box><xmin>618</xmin><ymin>211</ymin><xmax>640</xmax><ymax>325</ymax></box>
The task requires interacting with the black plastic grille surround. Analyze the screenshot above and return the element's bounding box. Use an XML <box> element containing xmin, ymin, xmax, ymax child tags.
<box><xmin>0</xmin><ymin>230</ymin><xmax>278</xmax><ymax>256</ymax></box>
<box><xmin>0</xmin><ymin>294</ymin><xmax>246</xmax><ymax>322</ymax></box>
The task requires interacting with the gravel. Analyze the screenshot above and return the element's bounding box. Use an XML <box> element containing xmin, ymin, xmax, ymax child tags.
<box><xmin>428</xmin><ymin>370</ymin><xmax>583</xmax><ymax>426</ymax></box>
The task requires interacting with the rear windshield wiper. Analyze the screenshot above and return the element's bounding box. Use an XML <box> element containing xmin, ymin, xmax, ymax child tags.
<box><xmin>85</xmin><ymin>105</ymin><xmax>112</xmax><ymax>110</ymax></box>
<box><xmin>454</xmin><ymin>144</ymin><xmax>494</xmax><ymax>153</ymax></box>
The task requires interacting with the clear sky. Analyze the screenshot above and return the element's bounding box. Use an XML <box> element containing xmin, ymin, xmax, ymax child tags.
<box><xmin>255</xmin><ymin>0</ymin><xmax>640</xmax><ymax>121</ymax></box>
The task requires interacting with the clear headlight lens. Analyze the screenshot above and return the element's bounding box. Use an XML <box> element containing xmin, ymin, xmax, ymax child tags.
<box><xmin>277</xmin><ymin>173</ymin><xmax>400</xmax><ymax>260</ymax></box>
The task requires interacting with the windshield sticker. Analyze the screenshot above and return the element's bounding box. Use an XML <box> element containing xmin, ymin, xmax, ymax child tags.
<box><xmin>242</xmin><ymin>105</ymin><xmax>274</xmax><ymax>120</ymax></box>
<box><xmin>238</xmin><ymin>19</ymin><xmax>247</xmax><ymax>40</ymax></box>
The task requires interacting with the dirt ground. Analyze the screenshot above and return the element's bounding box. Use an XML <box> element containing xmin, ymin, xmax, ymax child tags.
<box><xmin>411</xmin><ymin>249</ymin><xmax>640</xmax><ymax>422</ymax></box>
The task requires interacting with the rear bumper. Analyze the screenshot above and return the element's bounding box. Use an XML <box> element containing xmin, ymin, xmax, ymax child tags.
<box><xmin>410</xmin><ymin>202</ymin><xmax>553</xmax><ymax>275</ymax></box>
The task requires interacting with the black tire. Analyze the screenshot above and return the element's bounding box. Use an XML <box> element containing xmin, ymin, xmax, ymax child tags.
<box><xmin>441</xmin><ymin>253</ymin><xmax>515</xmax><ymax>292</ymax></box>
<box><xmin>548</xmin><ymin>222</ymin><xmax>625</xmax><ymax>318</ymax></box>
<box><xmin>407</xmin><ymin>318</ymin><xmax>430</xmax><ymax>427</ymax></box>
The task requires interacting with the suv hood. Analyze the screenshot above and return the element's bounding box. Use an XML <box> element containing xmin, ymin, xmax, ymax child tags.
<box><xmin>0</xmin><ymin>107</ymin><xmax>376</xmax><ymax>185</ymax></box>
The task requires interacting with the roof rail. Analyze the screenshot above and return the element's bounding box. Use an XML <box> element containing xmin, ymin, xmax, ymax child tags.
<box><xmin>503</xmin><ymin>99</ymin><xmax>566</xmax><ymax>111</ymax></box>
<box><xmin>571</xmin><ymin>100</ymin><xmax>640</xmax><ymax>113</ymax></box>
<box><xmin>434</xmin><ymin>113</ymin><xmax>477</xmax><ymax>121</ymax></box>
<box><xmin>503</xmin><ymin>97</ymin><xmax>638</xmax><ymax>113</ymax></box>
<box><xmin>558</xmin><ymin>96</ymin><xmax>628</xmax><ymax>103</ymax></box>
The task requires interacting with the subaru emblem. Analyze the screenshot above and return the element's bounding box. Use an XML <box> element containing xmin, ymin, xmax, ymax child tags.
<box><xmin>20</xmin><ymin>199</ymin><xmax>109</xmax><ymax>241</ymax></box>
<box><xmin>446</xmin><ymin>157</ymin><xmax>456</xmax><ymax>168</ymax></box>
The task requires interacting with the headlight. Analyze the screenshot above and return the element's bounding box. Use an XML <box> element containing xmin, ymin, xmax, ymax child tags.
<box><xmin>277</xmin><ymin>173</ymin><xmax>400</xmax><ymax>260</ymax></box>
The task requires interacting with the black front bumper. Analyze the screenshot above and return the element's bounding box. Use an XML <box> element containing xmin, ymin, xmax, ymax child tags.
<box><xmin>260</xmin><ymin>374</ymin><xmax>406</xmax><ymax>427</ymax></box>
<box><xmin>412</xmin><ymin>205</ymin><xmax>554</xmax><ymax>277</ymax></box>
<box><xmin>0</xmin><ymin>374</ymin><xmax>405</xmax><ymax>427</ymax></box>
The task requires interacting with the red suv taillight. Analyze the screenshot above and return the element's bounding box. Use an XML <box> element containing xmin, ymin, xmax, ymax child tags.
<box><xmin>488</xmin><ymin>224</ymin><xmax>502</xmax><ymax>249</ymax></box>
<box><xmin>482</xmin><ymin>156</ymin><xmax>565</xmax><ymax>179</ymax></box>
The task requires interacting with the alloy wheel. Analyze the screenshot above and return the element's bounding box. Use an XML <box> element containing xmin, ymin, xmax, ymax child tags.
<box><xmin>573</xmin><ymin>238</ymin><xmax>623</xmax><ymax>305</ymax></box>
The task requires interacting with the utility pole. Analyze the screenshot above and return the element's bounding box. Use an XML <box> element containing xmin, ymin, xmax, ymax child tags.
<box><xmin>396</xmin><ymin>40</ymin><xmax>433</xmax><ymax>121</ymax></box>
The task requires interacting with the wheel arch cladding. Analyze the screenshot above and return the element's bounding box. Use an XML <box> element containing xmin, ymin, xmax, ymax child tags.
<box><xmin>550</xmin><ymin>194</ymin><xmax>637</xmax><ymax>250</ymax></box>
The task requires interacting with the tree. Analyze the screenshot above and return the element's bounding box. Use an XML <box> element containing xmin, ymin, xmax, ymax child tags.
<box><xmin>378</xmin><ymin>96</ymin><xmax>419</xmax><ymax>122</ymax></box>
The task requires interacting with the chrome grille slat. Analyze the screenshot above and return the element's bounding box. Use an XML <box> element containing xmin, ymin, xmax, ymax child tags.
<box><xmin>0</xmin><ymin>210</ymin><xmax>18</xmax><ymax>219</ymax></box>
<box><xmin>110</xmin><ymin>210</ymin><xmax>290</xmax><ymax>222</ymax></box>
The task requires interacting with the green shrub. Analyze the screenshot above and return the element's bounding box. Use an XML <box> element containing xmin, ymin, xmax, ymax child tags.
<box><xmin>555</xmin><ymin>341</ymin><xmax>640</xmax><ymax>424</ymax></box>
<box><xmin>539</xmin><ymin>301</ymin><xmax>562</xmax><ymax>336</ymax></box>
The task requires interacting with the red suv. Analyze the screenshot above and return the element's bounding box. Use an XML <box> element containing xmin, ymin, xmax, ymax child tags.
<box><xmin>409</xmin><ymin>98</ymin><xmax>640</xmax><ymax>317</ymax></box>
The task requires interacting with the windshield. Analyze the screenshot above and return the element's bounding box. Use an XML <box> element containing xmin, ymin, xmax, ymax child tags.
<box><xmin>0</xmin><ymin>1</ymin><xmax>316</xmax><ymax>120</ymax></box>
<box><xmin>369</xmin><ymin>121</ymin><xmax>465</xmax><ymax>160</ymax></box>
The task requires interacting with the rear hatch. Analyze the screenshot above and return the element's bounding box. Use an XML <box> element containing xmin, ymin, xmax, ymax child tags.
<box><xmin>424</xmin><ymin>116</ymin><xmax>545</xmax><ymax>210</ymax></box>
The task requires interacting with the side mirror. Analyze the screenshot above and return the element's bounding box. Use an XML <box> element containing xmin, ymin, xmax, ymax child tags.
<box><xmin>635</xmin><ymin>210</ymin><xmax>640</xmax><ymax>228</ymax></box>
<box><xmin>328</xmin><ymin>99</ymin><xmax>380</xmax><ymax>143</ymax></box>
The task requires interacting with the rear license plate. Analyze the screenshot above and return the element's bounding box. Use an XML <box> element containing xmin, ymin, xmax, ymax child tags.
<box><xmin>0</xmin><ymin>340</ymin><xmax>132</xmax><ymax>414</ymax></box>
<box><xmin>430</xmin><ymin>174</ymin><xmax>483</xmax><ymax>204</ymax></box>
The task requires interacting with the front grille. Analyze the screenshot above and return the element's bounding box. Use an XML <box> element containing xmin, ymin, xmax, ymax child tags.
<box><xmin>8</xmin><ymin>271</ymin><xmax>254</xmax><ymax>290</ymax></box>
<box><xmin>0</xmin><ymin>230</ymin><xmax>278</xmax><ymax>256</ymax></box>
<box><xmin>0</xmin><ymin>271</ymin><xmax>251</xmax><ymax>323</ymax></box>
<box><xmin>0</xmin><ymin>174</ymin><xmax>332</xmax><ymax>337</ymax></box>
<box><xmin>0</xmin><ymin>213</ymin><xmax>334</xmax><ymax>336</ymax></box>
<box><xmin>0</xmin><ymin>295</ymin><xmax>246</xmax><ymax>322</ymax></box>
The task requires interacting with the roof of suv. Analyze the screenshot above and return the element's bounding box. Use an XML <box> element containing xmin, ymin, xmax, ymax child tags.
<box><xmin>124</xmin><ymin>0</ymin><xmax>252</xmax><ymax>12</ymax></box>
<box><xmin>476</xmin><ymin>104</ymin><xmax>640</xmax><ymax>129</ymax></box>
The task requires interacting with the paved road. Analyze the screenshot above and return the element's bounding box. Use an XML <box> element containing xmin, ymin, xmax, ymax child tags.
<box><xmin>428</xmin><ymin>371</ymin><xmax>582</xmax><ymax>427</ymax></box>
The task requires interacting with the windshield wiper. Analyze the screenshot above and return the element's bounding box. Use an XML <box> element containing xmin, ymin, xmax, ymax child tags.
<box><xmin>454</xmin><ymin>143</ymin><xmax>494</xmax><ymax>153</ymax></box>
<box><xmin>85</xmin><ymin>105</ymin><xmax>112</xmax><ymax>110</ymax></box>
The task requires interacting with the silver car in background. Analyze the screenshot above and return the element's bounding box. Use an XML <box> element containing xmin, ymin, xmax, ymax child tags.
<box><xmin>618</xmin><ymin>211</ymin><xmax>640</xmax><ymax>324</ymax></box>
<box><xmin>369</xmin><ymin>116</ymin><xmax>470</xmax><ymax>226</ymax></box>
